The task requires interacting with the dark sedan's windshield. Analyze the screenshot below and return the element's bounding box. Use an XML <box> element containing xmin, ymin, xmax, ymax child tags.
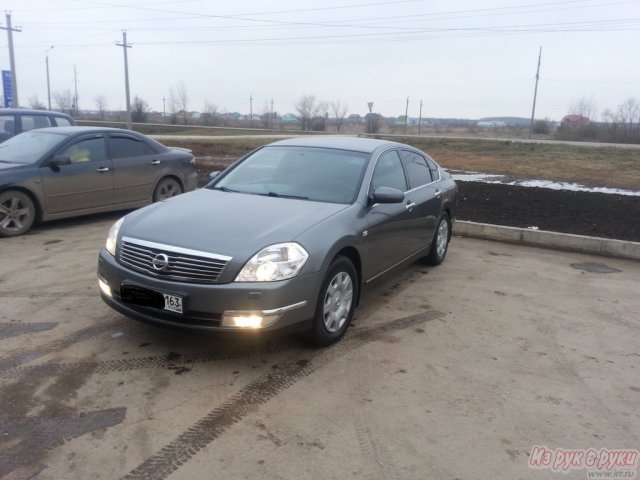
<box><xmin>209</xmin><ymin>146</ymin><xmax>370</xmax><ymax>204</ymax></box>
<box><xmin>0</xmin><ymin>131</ymin><xmax>65</xmax><ymax>164</ymax></box>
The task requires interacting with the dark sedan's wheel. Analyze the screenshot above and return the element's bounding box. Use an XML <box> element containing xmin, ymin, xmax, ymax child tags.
<box><xmin>0</xmin><ymin>190</ymin><xmax>36</xmax><ymax>238</ymax></box>
<box><xmin>423</xmin><ymin>213</ymin><xmax>451</xmax><ymax>266</ymax></box>
<box><xmin>153</xmin><ymin>178</ymin><xmax>183</xmax><ymax>202</ymax></box>
<box><xmin>305</xmin><ymin>256</ymin><xmax>358</xmax><ymax>346</ymax></box>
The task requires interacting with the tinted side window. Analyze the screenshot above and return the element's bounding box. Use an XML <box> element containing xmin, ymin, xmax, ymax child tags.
<box><xmin>371</xmin><ymin>150</ymin><xmax>407</xmax><ymax>192</ymax></box>
<box><xmin>60</xmin><ymin>137</ymin><xmax>107</xmax><ymax>163</ymax></box>
<box><xmin>0</xmin><ymin>115</ymin><xmax>15</xmax><ymax>135</ymax></box>
<box><xmin>53</xmin><ymin>117</ymin><xmax>72</xmax><ymax>127</ymax></box>
<box><xmin>21</xmin><ymin>115</ymin><xmax>52</xmax><ymax>131</ymax></box>
<box><xmin>400</xmin><ymin>150</ymin><xmax>432</xmax><ymax>188</ymax></box>
<box><xmin>425</xmin><ymin>155</ymin><xmax>440</xmax><ymax>180</ymax></box>
<box><xmin>110</xmin><ymin>137</ymin><xmax>153</xmax><ymax>158</ymax></box>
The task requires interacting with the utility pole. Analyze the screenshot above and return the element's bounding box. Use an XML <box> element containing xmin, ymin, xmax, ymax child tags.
<box><xmin>418</xmin><ymin>99</ymin><xmax>423</xmax><ymax>135</ymax></box>
<box><xmin>249</xmin><ymin>94</ymin><xmax>253</xmax><ymax>127</ymax></box>
<box><xmin>73</xmin><ymin>65</ymin><xmax>79</xmax><ymax>114</ymax></box>
<box><xmin>367</xmin><ymin>102</ymin><xmax>374</xmax><ymax>134</ymax></box>
<box><xmin>46</xmin><ymin>46</ymin><xmax>54</xmax><ymax>110</ymax></box>
<box><xmin>116</xmin><ymin>31</ymin><xmax>132</xmax><ymax>130</ymax></box>
<box><xmin>529</xmin><ymin>46</ymin><xmax>542</xmax><ymax>139</ymax></box>
<box><xmin>162</xmin><ymin>96</ymin><xmax>166</xmax><ymax>118</ymax></box>
<box><xmin>270</xmin><ymin>98</ymin><xmax>274</xmax><ymax>129</ymax></box>
<box><xmin>404</xmin><ymin>96</ymin><xmax>409</xmax><ymax>134</ymax></box>
<box><xmin>1</xmin><ymin>12</ymin><xmax>22</xmax><ymax>107</ymax></box>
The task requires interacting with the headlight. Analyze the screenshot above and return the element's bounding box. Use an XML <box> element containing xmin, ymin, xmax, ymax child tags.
<box><xmin>105</xmin><ymin>217</ymin><xmax>124</xmax><ymax>256</ymax></box>
<box><xmin>235</xmin><ymin>242</ymin><xmax>309</xmax><ymax>282</ymax></box>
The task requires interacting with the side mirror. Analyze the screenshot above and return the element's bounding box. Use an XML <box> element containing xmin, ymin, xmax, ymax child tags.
<box><xmin>50</xmin><ymin>155</ymin><xmax>71</xmax><ymax>167</ymax></box>
<box><xmin>209</xmin><ymin>171</ymin><xmax>221</xmax><ymax>180</ymax></box>
<box><xmin>371</xmin><ymin>187</ymin><xmax>405</xmax><ymax>205</ymax></box>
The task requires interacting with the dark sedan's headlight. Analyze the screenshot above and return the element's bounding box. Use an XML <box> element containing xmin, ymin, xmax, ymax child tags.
<box><xmin>105</xmin><ymin>217</ymin><xmax>124</xmax><ymax>256</ymax></box>
<box><xmin>235</xmin><ymin>242</ymin><xmax>309</xmax><ymax>282</ymax></box>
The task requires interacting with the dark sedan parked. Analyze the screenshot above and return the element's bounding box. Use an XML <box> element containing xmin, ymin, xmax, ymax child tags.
<box><xmin>98</xmin><ymin>137</ymin><xmax>457</xmax><ymax>346</ymax></box>
<box><xmin>0</xmin><ymin>127</ymin><xmax>197</xmax><ymax>237</ymax></box>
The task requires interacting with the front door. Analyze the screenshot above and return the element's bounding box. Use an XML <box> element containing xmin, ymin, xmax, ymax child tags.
<box><xmin>40</xmin><ymin>134</ymin><xmax>114</xmax><ymax>214</ymax></box>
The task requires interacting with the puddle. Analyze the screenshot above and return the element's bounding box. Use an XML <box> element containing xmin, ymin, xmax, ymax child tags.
<box><xmin>449</xmin><ymin>170</ymin><xmax>640</xmax><ymax>196</ymax></box>
<box><xmin>570</xmin><ymin>262</ymin><xmax>622</xmax><ymax>273</ymax></box>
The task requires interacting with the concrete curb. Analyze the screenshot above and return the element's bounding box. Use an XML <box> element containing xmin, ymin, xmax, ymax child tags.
<box><xmin>453</xmin><ymin>221</ymin><xmax>640</xmax><ymax>261</ymax></box>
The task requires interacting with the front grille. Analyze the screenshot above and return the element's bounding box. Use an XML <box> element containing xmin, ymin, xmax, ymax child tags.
<box><xmin>119</xmin><ymin>236</ymin><xmax>231</xmax><ymax>284</ymax></box>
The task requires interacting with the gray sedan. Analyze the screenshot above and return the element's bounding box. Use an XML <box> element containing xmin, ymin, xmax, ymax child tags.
<box><xmin>0</xmin><ymin>127</ymin><xmax>197</xmax><ymax>237</ymax></box>
<box><xmin>98</xmin><ymin>137</ymin><xmax>458</xmax><ymax>346</ymax></box>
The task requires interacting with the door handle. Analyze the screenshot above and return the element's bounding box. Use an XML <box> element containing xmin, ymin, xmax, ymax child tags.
<box><xmin>151</xmin><ymin>160</ymin><xmax>161</xmax><ymax>165</ymax></box>
<box><xmin>96</xmin><ymin>167</ymin><xmax>110</xmax><ymax>173</ymax></box>
<box><xmin>435</xmin><ymin>189</ymin><xmax>442</xmax><ymax>197</ymax></box>
<box><xmin>405</xmin><ymin>202</ymin><xmax>416</xmax><ymax>210</ymax></box>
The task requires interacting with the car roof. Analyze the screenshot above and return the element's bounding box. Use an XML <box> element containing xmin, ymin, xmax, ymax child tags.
<box><xmin>268</xmin><ymin>136</ymin><xmax>401</xmax><ymax>154</ymax></box>
<box><xmin>31</xmin><ymin>126</ymin><xmax>139</xmax><ymax>136</ymax></box>
<box><xmin>0</xmin><ymin>108</ymin><xmax>73</xmax><ymax>117</ymax></box>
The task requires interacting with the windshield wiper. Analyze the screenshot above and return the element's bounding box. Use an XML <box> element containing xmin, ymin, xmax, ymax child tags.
<box><xmin>264</xmin><ymin>191</ymin><xmax>309</xmax><ymax>200</ymax></box>
<box><xmin>214</xmin><ymin>186</ymin><xmax>242</xmax><ymax>193</ymax></box>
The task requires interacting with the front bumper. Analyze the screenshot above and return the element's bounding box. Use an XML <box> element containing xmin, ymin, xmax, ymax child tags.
<box><xmin>97</xmin><ymin>248</ymin><xmax>323</xmax><ymax>332</ymax></box>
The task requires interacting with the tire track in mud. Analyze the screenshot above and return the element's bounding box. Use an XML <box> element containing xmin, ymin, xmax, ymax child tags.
<box><xmin>1</xmin><ymin>265</ymin><xmax>428</xmax><ymax>381</ymax></box>
<box><xmin>0</xmin><ymin>319</ymin><xmax>126</xmax><ymax>373</ymax></box>
<box><xmin>120</xmin><ymin>309</ymin><xmax>444</xmax><ymax>480</ymax></box>
<box><xmin>0</xmin><ymin>322</ymin><xmax>57</xmax><ymax>340</ymax></box>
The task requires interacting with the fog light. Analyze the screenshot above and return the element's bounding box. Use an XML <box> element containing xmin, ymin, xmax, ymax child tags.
<box><xmin>221</xmin><ymin>312</ymin><xmax>280</xmax><ymax>328</ymax></box>
<box><xmin>98</xmin><ymin>278</ymin><xmax>112</xmax><ymax>298</ymax></box>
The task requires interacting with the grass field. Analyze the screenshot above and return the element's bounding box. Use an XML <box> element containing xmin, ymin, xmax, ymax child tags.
<box><xmin>161</xmin><ymin>135</ymin><xmax>640</xmax><ymax>190</ymax></box>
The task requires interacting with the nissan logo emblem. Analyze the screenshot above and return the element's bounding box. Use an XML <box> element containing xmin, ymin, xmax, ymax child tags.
<box><xmin>151</xmin><ymin>253</ymin><xmax>170</xmax><ymax>271</ymax></box>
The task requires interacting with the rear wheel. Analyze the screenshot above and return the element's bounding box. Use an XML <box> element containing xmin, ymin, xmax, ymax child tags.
<box><xmin>305</xmin><ymin>256</ymin><xmax>358</xmax><ymax>346</ymax></box>
<box><xmin>153</xmin><ymin>177</ymin><xmax>182</xmax><ymax>202</ymax></box>
<box><xmin>423</xmin><ymin>213</ymin><xmax>450</xmax><ymax>266</ymax></box>
<box><xmin>0</xmin><ymin>190</ymin><xmax>36</xmax><ymax>238</ymax></box>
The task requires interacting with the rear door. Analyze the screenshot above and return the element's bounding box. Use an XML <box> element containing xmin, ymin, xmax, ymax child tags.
<box><xmin>40</xmin><ymin>133</ymin><xmax>114</xmax><ymax>214</ymax></box>
<box><xmin>399</xmin><ymin>149</ymin><xmax>443</xmax><ymax>245</ymax></box>
<box><xmin>108</xmin><ymin>133</ymin><xmax>160</xmax><ymax>205</ymax></box>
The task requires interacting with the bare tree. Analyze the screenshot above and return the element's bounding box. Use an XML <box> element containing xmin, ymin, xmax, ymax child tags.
<box><xmin>53</xmin><ymin>89</ymin><xmax>74</xmax><ymax>114</ymax></box>
<box><xmin>175</xmin><ymin>81</ymin><xmax>189</xmax><ymax>124</ymax></box>
<box><xmin>331</xmin><ymin>101</ymin><xmax>349</xmax><ymax>133</ymax></box>
<box><xmin>203</xmin><ymin>101</ymin><xmax>218</xmax><ymax>126</ymax></box>
<box><xmin>295</xmin><ymin>94</ymin><xmax>320</xmax><ymax>131</ymax></box>
<box><xmin>131</xmin><ymin>95</ymin><xmax>150</xmax><ymax>123</ymax></box>
<box><xmin>602</xmin><ymin>97</ymin><xmax>640</xmax><ymax>143</ymax></box>
<box><xmin>95</xmin><ymin>94</ymin><xmax>108</xmax><ymax>120</ymax></box>
<box><xmin>569</xmin><ymin>96</ymin><xmax>598</xmax><ymax>120</ymax></box>
<box><xmin>168</xmin><ymin>87</ymin><xmax>179</xmax><ymax>124</ymax></box>
<box><xmin>28</xmin><ymin>95</ymin><xmax>46</xmax><ymax>110</ymax></box>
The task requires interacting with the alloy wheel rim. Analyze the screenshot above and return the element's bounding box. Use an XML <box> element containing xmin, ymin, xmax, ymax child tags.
<box><xmin>323</xmin><ymin>271</ymin><xmax>353</xmax><ymax>333</ymax></box>
<box><xmin>0</xmin><ymin>197</ymin><xmax>31</xmax><ymax>231</ymax></box>
<box><xmin>436</xmin><ymin>219</ymin><xmax>449</xmax><ymax>258</ymax></box>
<box><xmin>159</xmin><ymin>182</ymin><xmax>177</xmax><ymax>200</ymax></box>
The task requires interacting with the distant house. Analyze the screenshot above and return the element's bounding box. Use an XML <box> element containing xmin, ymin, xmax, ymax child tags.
<box><xmin>347</xmin><ymin>114</ymin><xmax>362</xmax><ymax>123</ymax></box>
<box><xmin>281</xmin><ymin>113</ymin><xmax>298</xmax><ymax>123</ymax></box>
<box><xmin>561</xmin><ymin>115</ymin><xmax>590</xmax><ymax>126</ymax></box>
<box><xmin>477</xmin><ymin>120</ymin><xmax>507</xmax><ymax>128</ymax></box>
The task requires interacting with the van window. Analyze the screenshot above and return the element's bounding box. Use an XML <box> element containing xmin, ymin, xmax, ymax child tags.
<box><xmin>53</xmin><ymin>117</ymin><xmax>72</xmax><ymax>127</ymax></box>
<box><xmin>21</xmin><ymin>115</ymin><xmax>52</xmax><ymax>131</ymax></box>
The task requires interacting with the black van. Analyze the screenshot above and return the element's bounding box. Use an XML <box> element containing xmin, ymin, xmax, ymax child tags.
<box><xmin>0</xmin><ymin>109</ymin><xmax>76</xmax><ymax>143</ymax></box>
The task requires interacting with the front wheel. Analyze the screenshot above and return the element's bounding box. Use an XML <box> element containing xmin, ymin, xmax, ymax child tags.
<box><xmin>423</xmin><ymin>213</ymin><xmax>451</xmax><ymax>266</ymax></box>
<box><xmin>304</xmin><ymin>256</ymin><xmax>358</xmax><ymax>346</ymax></box>
<box><xmin>153</xmin><ymin>178</ymin><xmax>183</xmax><ymax>202</ymax></box>
<box><xmin>0</xmin><ymin>190</ymin><xmax>36</xmax><ymax>238</ymax></box>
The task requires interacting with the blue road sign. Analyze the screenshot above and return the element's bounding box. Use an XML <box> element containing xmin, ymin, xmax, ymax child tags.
<box><xmin>2</xmin><ymin>70</ymin><xmax>13</xmax><ymax>108</ymax></box>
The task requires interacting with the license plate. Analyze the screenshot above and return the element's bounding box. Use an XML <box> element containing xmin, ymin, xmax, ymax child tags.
<box><xmin>163</xmin><ymin>293</ymin><xmax>183</xmax><ymax>314</ymax></box>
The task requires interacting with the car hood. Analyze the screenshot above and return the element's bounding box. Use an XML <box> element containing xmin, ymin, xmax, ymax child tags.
<box><xmin>0</xmin><ymin>162</ymin><xmax>26</xmax><ymax>172</ymax></box>
<box><xmin>121</xmin><ymin>188</ymin><xmax>349</xmax><ymax>259</ymax></box>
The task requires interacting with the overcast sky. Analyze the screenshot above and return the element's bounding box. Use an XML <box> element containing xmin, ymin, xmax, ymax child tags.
<box><xmin>1</xmin><ymin>0</ymin><xmax>638</xmax><ymax>120</ymax></box>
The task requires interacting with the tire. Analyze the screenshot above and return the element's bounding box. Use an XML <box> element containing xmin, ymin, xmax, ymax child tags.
<box><xmin>153</xmin><ymin>177</ymin><xmax>183</xmax><ymax>202</ymax></box>
<box><xmin>304</xmin><ymin>256</ymin><xmax>359</xmax><ymax>347</ymax></box>
<box><xmin>423</xmin><ymin>213</ymin><xmax>451</xmax><ymax>266</ymax></box>
<box><xmin>0</xmin><ymin>190</ymin><xmax>36</xmax><ymax>238</ymax></box>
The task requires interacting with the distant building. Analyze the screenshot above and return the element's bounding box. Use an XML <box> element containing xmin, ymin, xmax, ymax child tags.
<box><xmin>561</xmin><ymin>115</ymin><xmax>590</xmax><ymax>126</ymax></box>
<box><xmin>347</xmin><ymin>114</ymin><xmax>362</xmax><ymax>123</ymax></box>
<box><xmin>281</xmin><ymin>113</ymin><xmax>298</xmax><ymax>123</ymax></box>
<box><xmin>477</xmin><ymin>120</ymin><xmax>507</xmax><ymax>128</ymax></box>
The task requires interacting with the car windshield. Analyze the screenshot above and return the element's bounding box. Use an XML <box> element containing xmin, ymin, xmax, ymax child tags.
<box><xmin>209</xmin><ymin>146</ymin><xmax>370</xmax><ymax>204</ymax></box>
<box><xmin>0</xmin><ymin>131</ymin><xmax>66</xmax><ymax>164</ymax></box>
